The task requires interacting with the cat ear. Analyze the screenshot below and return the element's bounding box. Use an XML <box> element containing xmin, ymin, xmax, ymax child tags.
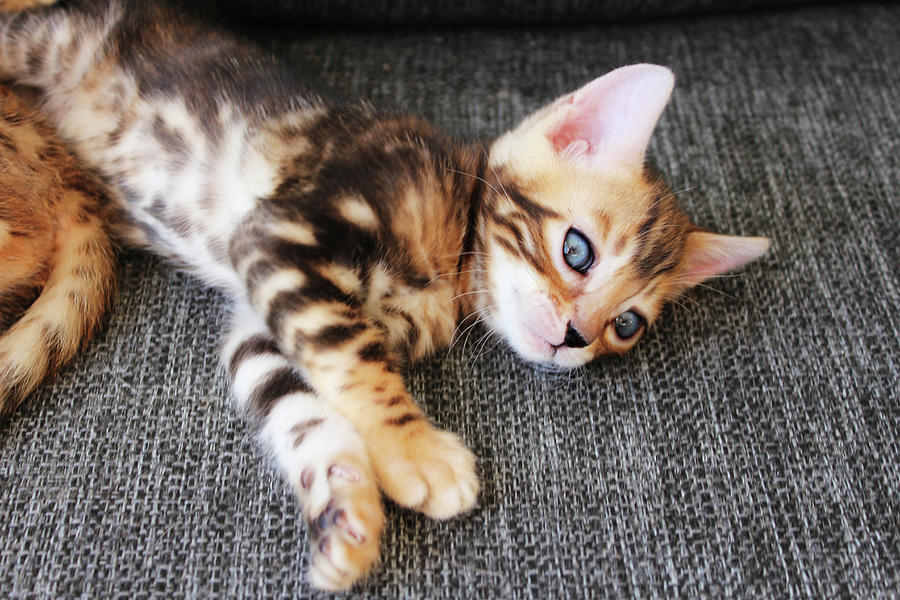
<box><xmin>677</xmin><ymin>231</ymin><xmax>771</xmax><ymax>288</ymax></box>
<box><xmin>547</xmin><ymin>64</ymin><xmax>675</xmax><ymax>169</ymax></box>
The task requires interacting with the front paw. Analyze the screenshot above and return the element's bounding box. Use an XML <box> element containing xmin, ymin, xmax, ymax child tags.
<box><xmin>299</xmin><ymin>455</ymin><xmax>384</xmax><ymax>591</ymax></box>
<box><xmin>370</xmin><ymin>424</ymin><xmax>479</xmax><ymax>520</ymax></box>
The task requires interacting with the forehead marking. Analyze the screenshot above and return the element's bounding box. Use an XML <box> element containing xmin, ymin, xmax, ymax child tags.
<box><xmin>586</xmin><ymin>253</ymin><xmax>633</xmax><ymax>295</ymax></box>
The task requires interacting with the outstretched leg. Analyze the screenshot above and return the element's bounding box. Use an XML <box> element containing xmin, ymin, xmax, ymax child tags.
<box><xmin>231</xmin><ymin>223</ymin><xmax>479</xmax><ymax>519</ymax></box>
<box><xmin>223</xmin><ymin>305</ymin><xmax>384</xmax><ymax>591</ymax></box>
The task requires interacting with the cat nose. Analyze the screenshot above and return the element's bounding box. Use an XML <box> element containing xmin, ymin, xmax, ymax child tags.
<box><xmin>562</xmin><ymin>322</ymin><xmax>590</xmax><ymax>348</ymax></box>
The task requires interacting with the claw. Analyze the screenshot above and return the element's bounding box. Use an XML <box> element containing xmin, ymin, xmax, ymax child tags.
<box><xmin>328</xmin><ymin>463</ymin><xmax>360</xmax><ymax>482</ymax></box>
<box><xmin>297</xmin><ymin>455</ymin><xmax>384</xmax><ymax>590</ymax></box>
<box><xmin>300</xmin><ymin>468</ymin><xmax>314</xmax><ymax>490</ymax></box>
<box><xmin>318</xmin><ymin>536</ymin><xmax>331</xmax><ymax>557</ymax></box>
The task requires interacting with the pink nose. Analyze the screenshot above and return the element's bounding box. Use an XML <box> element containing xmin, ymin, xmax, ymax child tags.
<box><xmin>522</xmin><ymin>301</ymin><xmax>567</xmax><ymax>347</ymax></box>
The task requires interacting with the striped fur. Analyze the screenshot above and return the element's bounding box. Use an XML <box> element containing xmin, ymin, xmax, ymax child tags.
<box><xmin>0</xmin><ymin>82</ymin><xmax>116</xmax><ymax>418</ymax></box>
<box><xmin>0</xmin><ymin>0</ymin><xmax>769</xmax><ymax>590</ymax></box>
<box><xmin>223</xmin><ymin>305</ymin><xmax>383</xmax><ymax>590</ymax></box>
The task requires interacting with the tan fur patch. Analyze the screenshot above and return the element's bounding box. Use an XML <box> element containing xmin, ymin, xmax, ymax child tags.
<box><xmin>338</xmin><ymin>195</ymin><xmax>379</xmax><ymax>230</ymax></box>
<box><xmin>269</xmin><ymin>220</ymin><xmax>317</xmax><ymax>246</ymax></box>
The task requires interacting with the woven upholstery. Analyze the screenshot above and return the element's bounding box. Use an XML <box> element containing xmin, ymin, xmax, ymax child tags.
<box><xmin>1</xmin><ymin>2</ymin><xmax>898</xmax><ymax>598</ymax></box>
<box><xmin>220</xmin><ymin>0</ymin><xmax>828</xmax><ymax>26</ymax></box>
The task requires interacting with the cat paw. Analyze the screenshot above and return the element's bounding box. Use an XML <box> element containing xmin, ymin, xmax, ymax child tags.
<box><xmin>371</xmin><ymin>425</ymin><xmax>479</xmax><ymax>520</ymax></box>
<box><xmin>299</xmin><ymin>456</ymin><xmax>385</xmax><ymax>591</ymax></box>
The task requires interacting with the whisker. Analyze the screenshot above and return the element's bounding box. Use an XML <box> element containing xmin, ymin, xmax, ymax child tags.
<box><xmin>444</xmin><ymin>166</ymin><xmax>507</xmax><ymax>203</ymax></box>
<box><xmin>642</xmin><ymin>186</ymin><xmax>695</xmax><ymax>216</ymax></box>
<box><xmin>467</xmin><ymin>324</ymin><xmax>503</xmax><ymax>366</ymax></box>
<box><xmin>428</xmin><ymin>268</ymin><xmax>490</xmax><ymax>284</ymax></box>
<box><xmin>448</xmin><ymin>303</ymin><xmax>497</xmax><ymax>351</ymax></box>
<box><xmin>470</xmin><ymin>333</ymin><xmax>504</xmax><ymax>365</ymax></box>
<box><xmin>451</xmin><ymin>318</ymin><xmax>484</xmax><ymax>354</ymax></box>
<box><xmin>667</xmin><ymin>278</ymin><xmax>739</xmax><ymax>300</ymax></box>
<box><xmin>481</xmin><ymin>142</ymin><xmax>515</xmax><ymax>207</ymax></box>
<box><xmin>687</xmin><ymin>283</ymin><xmax>736</xmax><ymax>299</ymax></box>
<box><xmin>462</xmin><ymin>322</ymin><xmax>489</xmax><ymax>364</ymax></box>
<box><xmin>632</xmin><ymin>223</ymin><xmax>684</xmax><ymax>242</ymax></box>
<box><xmin>439</xmin><ymin>250</ymin><xmax>491</xmax><ymax>259</ymax></box>
<box><xmin>448</xmin><ymin>288</ymin><xmax>492</xmax><ymax>303</ymax></box>
<box><xmin>670</xmin><ymin>294</ymin><xmax>709</xmax><ymax>315</ymax></box>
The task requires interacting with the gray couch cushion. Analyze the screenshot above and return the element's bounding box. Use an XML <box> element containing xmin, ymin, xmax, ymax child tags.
<box><xmin>223</xmin><ymin>0</ymin><xmax>829</xmax><ymax>25</ymax></box>
<box><xmin>1</xmin><ymin>2</ymin><xmax>898</xmax><ymax>598</ymax></box>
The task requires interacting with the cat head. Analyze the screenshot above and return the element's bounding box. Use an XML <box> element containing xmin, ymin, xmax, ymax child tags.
<box><xmin>476</xmin><ymin>64</ymin><xmax>770</xmax><ymax>368</ymax></box>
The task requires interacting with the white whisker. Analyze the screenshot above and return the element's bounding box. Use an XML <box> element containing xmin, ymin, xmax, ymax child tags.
<box><xmin>448</xmin><ymin>288</ymin><xmax>492</xmax><ymax>303</ymax></box>
<box><xmin>427</xmin><ymin>268</ymin><xmax>490</xmax><ymax>284</ymax></box>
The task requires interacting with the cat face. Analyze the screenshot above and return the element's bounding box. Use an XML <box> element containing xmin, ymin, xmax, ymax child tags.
<box><xmin>477</xmin><ymin>65</ymin><xmax>769</xmax><ymax>368</ymax></box>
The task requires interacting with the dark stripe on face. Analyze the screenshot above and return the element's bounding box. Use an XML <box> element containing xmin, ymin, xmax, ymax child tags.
<box><xmin>491</xmin><ymin>227</ymin><xmax>548</xmax><ymax>275</ymax></box>
<box><xmin>638</xmin><ymin>245</ymin><xmax>680</xmax><ymax>280</ymax></box>
<box><xmin>492</xmin><ymin>213</ymin><xmax>527</xmax><ymax>247</ymax></box>
<box><xmin>458</xmin><ymin>150</ymin><xmax>487</xmax><ymax>275</ymax></box>
<box><xmin>631</xmin><ymin>195</ymin><xmax>688</xmax><ymax>280</ymax></box>
<box><xmin>228</xmin><ymin>333</ymin><xmax>282</xmax><ymax>376</ymax></box>
<box><xmin>503</xmin><ymin>186</ymin><xmax>560</xmax><ymax>220</ymax></box>
<box><xmin>492</xmin><ymin>235</ymin><xmax>522</xmax><ymax>260</ymax></box>
<box><xmin>635</xmin><ymin>202</ymin><xmax>660</xmax><ymax>258</ymax></box>
<box><xmin>248</xmin><ymin>366</ymin><xmax>312</xmax><ymax>416</ymax></box>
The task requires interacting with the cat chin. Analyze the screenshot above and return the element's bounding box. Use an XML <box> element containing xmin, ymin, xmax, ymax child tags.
<box><xmin>550</xmin><ymin>347</ymin><xmax>594</xmax><ymax>369</ymax></box>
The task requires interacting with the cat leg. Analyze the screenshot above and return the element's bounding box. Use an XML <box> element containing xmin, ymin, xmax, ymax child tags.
<box><xmin>223</xmin><ymin>306</ymin><xmax>384</xmax><ymax>591</ymax></box>
<box><xmin>259</xmin><ymin>295</ymin><xmax>479</xmax><ymax>520</ymax></box>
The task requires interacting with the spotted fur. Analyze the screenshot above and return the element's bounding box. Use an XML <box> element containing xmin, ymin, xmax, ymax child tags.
<box><xmin>0</xmin><ymin>82</ymin><xmax>116</xmax><ymax>418</ymax></box>
<box><xmin>0</xmin><ymin>0</ymin><xmax>769</xmax><ymax>590</ymax></box>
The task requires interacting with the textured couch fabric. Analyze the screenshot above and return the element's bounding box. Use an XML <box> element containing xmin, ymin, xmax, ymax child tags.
<box><xmin>221</xmin><ymin>0</ymin><xmax>830</xmax><ymax>26</ymax></box>
<box><xmin>1</xmin><ymin>2</ymin><xmax>898</xmax><ymax>598</ymax></box>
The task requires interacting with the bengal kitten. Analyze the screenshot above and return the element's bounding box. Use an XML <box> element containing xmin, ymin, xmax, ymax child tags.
<box><xmin>0</xmin><ymin>0</ymin><xmax>769</xmax><ymax>590</ymax></box>
<box><xmin>0</xmin><ymin>82</ymin><xmax>116</xmax><ymax>418</ymax></box>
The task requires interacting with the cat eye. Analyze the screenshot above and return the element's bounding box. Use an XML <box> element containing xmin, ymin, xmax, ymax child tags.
<box><xmin>614</xmin><ymin>310</ymin><xmax>644</xmax><ymax>340</ymax></box>
<box><xmin>562</xmin><ymin>228</ymin><xmax>594</xmax><ymax>274</ymax></box>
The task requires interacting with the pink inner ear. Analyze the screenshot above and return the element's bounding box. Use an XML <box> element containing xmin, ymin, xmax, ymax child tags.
<box><xmin>550</xmin><ymin>99</ymin><xmax>603</xmax><ymax>156</ymax></box>
<box><xmin>680</xmin><ymin>232</ymin><xmax>771</xmax><ymax>287</ymax></box>
<box><xmin>547</xmin><ymin>64</ymin><xmax>675</xmax><ymax>168</ymax></box>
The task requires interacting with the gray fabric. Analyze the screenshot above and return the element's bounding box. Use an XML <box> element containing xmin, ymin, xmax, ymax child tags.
<box><xmin>2</xmin><ymin>2</ymin><xmax>899</xmax><ymax>598</ymax></box>
<box><xmin>221</xmin><ymin>0</ymin><xmax>828</xmax><ymax>26</ymax></box>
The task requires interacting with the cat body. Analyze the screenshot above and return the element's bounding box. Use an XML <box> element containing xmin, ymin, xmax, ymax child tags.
<box><xmin>0</xmin><ymin>82</ymin><xmax>115</xmax><ymax>418</ymax></box>
<box><xmin>0</xmin><ymin>0</ymin><xmax>769</xmax><ymax>589</ymax></box>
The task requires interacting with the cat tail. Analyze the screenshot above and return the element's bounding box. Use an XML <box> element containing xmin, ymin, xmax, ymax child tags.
<box><xmin>0</xmin><ymin>176</ymin><xmax>117</xmax><ymax>419</ymax></box>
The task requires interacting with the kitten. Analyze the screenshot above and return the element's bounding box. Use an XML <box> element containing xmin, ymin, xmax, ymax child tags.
<box><xmin>0</xmin><ymin>82</ymin><xmax>116</xmax><ymax>418</ymax></box>
<box><xmin>0</xmin><ymin>0</ymin><xmax>769</xmax><ymax>590</ymax></box>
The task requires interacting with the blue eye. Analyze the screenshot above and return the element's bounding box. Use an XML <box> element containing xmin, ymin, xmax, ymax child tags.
<box><xmin>614</xmin><ymin>310</ymin><xmax>644</xmax><ymax>340</ymax></box>
<box><xmin>562</xmin><ymin>228</ymin><xmax>594</xmax><ymax>274</ymax></box>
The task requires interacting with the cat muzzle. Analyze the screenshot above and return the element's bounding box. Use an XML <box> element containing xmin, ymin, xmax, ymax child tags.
<box><xmin>562</xmin><ymin>323</ymin><xmax>590</xmax><ymax>348</ymax></box>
